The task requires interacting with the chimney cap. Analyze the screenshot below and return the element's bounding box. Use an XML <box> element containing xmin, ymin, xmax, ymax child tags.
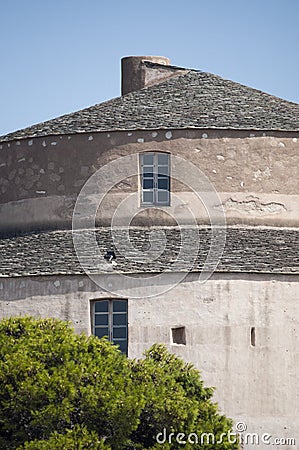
<box><xmin>121</xmin><ymin>55</ymin><xmax>170</xmax><ymax>66</ymax></box>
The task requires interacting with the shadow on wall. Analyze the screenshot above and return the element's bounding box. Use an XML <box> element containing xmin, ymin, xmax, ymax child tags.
<box><xmin>0</xmin><ymin>272</ymin><xmax>297</xmax><ymax>302</ymax></box>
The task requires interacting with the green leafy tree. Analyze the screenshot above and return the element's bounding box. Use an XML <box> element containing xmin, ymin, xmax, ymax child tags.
<box><xmin>20</xmin><ymin>425</ymin><xmax>110</xmax><ymax>449</ymax></box>
<box><xmin>0</xmin><ymin>317</ymin><xmax>239</xmax><ymax>449</ymax></box>
<box><xmin>128</xmin><ymin>345</ymin><xmax>238</xmax><ymax>449</ymax></box>
<box><xmin>0</xmin><ymin>317</ymin><xmax>143</xmax><ymax>450</ymax></box>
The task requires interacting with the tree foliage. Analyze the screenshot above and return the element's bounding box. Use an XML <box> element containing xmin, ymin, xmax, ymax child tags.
<box><xmin>20</xmin><ymin>425</ymin><xmax>110</xmax><ymax>450</ymax></box>
<box><xmin>0</xmin><ymin>317</ymin><xmax>239</xmax><ymax>449</ymax></box>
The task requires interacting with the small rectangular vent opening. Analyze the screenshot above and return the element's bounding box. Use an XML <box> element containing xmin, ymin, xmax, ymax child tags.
<box><xmin>251</xmin><ymin>327</ymin><xmax>256</xmax><ymax>347</ymax></box>
<box><xmin>171</xmin><ymin>327</ymin><xmax>186</xmax><ymax>345</ymax></box>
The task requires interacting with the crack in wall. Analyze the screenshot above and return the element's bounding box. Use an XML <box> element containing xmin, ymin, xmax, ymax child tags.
<box><xmin>221</xmin><ymin>198</ymin><xmax>286</xmax><ymax>215</ymax></box>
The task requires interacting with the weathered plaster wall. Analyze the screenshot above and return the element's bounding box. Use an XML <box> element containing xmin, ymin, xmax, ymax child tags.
<box><xmin>0</xmin><ymin>129</ymin><xmax>298</xmax><ymax>233</ymax></box>
<box><xmin>0</xmin><ymin>272</ymin><xmax>298</xmax><ymax>449</ymax></box>
<box><xmin>129</xmin><ymin>272</ymin><xmax>299</xmax><ymax>449</ymax></box>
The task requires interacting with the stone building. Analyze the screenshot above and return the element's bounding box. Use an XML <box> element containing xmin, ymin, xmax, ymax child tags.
<box><xmin>0</xmin><ymin>56</ymin><xmax>298</xmax><ymax>447</ymax></box>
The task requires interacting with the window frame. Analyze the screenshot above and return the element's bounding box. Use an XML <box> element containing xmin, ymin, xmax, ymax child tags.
<box><xmin>140</xmin><ymin>152</ymin><xmax>170</xmax><ymax>206</ymax></box>
<box><xmin>92</xmin><ymin>299</ymin><xmax>128</xmax><ymax>354</ymax></box>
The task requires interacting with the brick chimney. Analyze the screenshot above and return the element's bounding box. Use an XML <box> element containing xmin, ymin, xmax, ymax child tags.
<box><xmin>121</xmin><ymin>56</ymin><xmax>186</xmax><ymax>95</ymax></box>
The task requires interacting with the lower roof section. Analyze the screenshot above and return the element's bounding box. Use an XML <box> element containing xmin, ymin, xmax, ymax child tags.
<box><xmin>0</xmin><ymin>226</ymin><xmax>298</xmax><ymax>278</ymax></box>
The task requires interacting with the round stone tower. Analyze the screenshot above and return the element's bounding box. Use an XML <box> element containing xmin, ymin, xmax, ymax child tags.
<box><xmin>0</xmin><ymin>56</ymin><xmax>298</xmax><ymax>444</ymax></box>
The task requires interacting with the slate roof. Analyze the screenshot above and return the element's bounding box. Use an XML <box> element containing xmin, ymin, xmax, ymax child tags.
<box><xmin>1</xmin><ymin>66</ymin><xmax>299</xmax><ymax>142</ymax></box>
<box><xmin>0</xmin><ymin>227</ymin><xmax>298</xmax><ymax>277</ymax></box>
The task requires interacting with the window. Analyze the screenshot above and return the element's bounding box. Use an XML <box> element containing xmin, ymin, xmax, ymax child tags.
<box><xmin>93</xmin><ymin>299</ymin><xmax>128</xmax><ymax>354</ymax></box>
<box><xmin>250</xmin><ymin>327</ymin><xmax>256</xmax><ymax>347</ymax></box>
<box><xmin>171</xmin><ymin>326</ymin><xmax>186</xmax><ymax>345</ymax></box>
<box><xmin>140</xmin><ymin>152</ymin><xmax>170</xmax><ymax>206</ymax></box>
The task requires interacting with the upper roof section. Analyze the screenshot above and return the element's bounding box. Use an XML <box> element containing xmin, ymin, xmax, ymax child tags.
<box><xmin>1</xmin><ymin>56</ymin><xmax>299</xmax><ymax>143</ymax></box>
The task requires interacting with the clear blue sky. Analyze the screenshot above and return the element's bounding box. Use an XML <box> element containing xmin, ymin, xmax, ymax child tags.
<box><xmin>1</xmin><ymin>0</ymin><xmax>299</xmax><ymax>136</ymax></box>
